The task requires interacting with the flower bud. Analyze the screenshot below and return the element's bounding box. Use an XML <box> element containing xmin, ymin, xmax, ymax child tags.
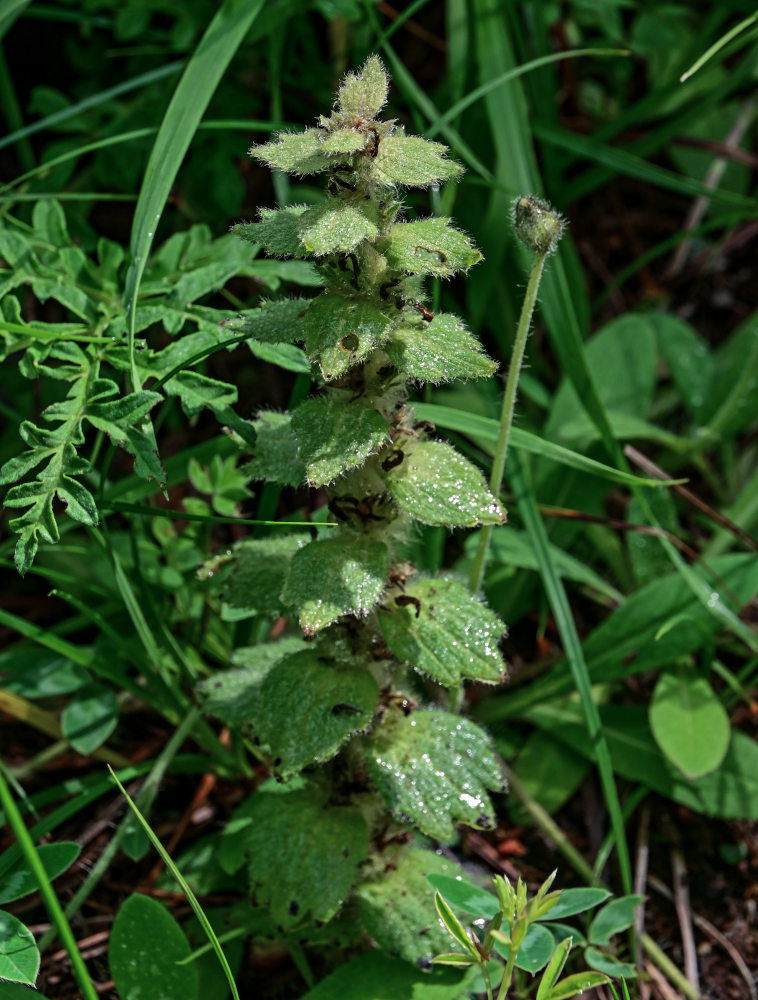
<box><xmin>512</xmin><ymin>195</ymin><xmax>564</xmax><ymax>255</ymax></box>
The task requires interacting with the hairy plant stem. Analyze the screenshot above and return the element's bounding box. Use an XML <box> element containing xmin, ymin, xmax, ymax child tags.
<box><xmin>469</xmin><ymin>250</ymin><xmax>548</xmax><ymax>594</ymax></box>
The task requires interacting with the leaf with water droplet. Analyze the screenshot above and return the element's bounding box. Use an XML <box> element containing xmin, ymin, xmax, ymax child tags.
<box><xmin>247</xmin><ymin>780</ymin><xmax>368</xmax><ymax>929</ymax></box>
<box><xmin>243</xmin><ymin>411</ymin><xmax>305</xmax><ymax>486</ymax></box>
<box><xmin>383</xmin><ymin>440</ymin><xmax>505</xmax><ymax>527</ymax></box>
<box><xmin>283</xmin><ymin>535</ymin><xmax>389</xmax><ymax>633</ymax></box>
<box><xmin>251</xmin><ymin>129</ymin><xmax>332</xmax><ymax>174</ymax></box>
<box><xmin>304</xmin><ymin>294</ymin><xmax>391</xmax><ymax>380</ymax></box>
<box><xmin>379</xmin><ymin>577</ymin><xmax>506</xmax><ymax>686</ymax></box>
<box><xmin>385</xmin><ymin>313</ymin><xmax>497</xmax><ymax>383</ymax></box>
<box><xmin>355</xmin><ymin>846</ymin><xmax>463</xmax><ymax>967</ymax></box>
<box><xmin>365</xmin><ymin>709</ymin><xmax>503</xmax><ymax>840</ymax></box>
<box><xmin>292</xmin><ymin>394</ymin><xmax>389</xmax><ymax>486</ymax></box>
<box><xmin>221</xmin><ymin>534</ymin><xmax>310</xmax><ymax>616</ymax></box>
<box><xmin>298</xmin><ymin>200</ymin><xmax>379</xmax><ymax>255</ymax></box>
<box><xmin>221</xmin><ymin>296</ymin><xmax>310</xmax><ymax>344</ymax></box>
<box><xmin>378</xmin><ymin>217</ymin><xmax>481</xmax><ymax>276</ymax></box>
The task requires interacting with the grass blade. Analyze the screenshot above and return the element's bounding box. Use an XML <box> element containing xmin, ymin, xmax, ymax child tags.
<box><xmin>680</xmin><ymin>10</ymin><xmax>758</xmax><ymax>81</ymax></box>
<box><xmin>108</xmin><ymin>764</ymin><xmax>241</xmax><ymax>1000</ymax></box>
<box><xmin>124</xmin><ymin>0</ymin><xmax>265</xmax><ymax>390</ymax></box>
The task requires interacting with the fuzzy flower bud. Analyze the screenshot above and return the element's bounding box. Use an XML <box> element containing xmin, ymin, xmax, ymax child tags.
<box><xmin>512</xmin><ymin>195</ymin><xmax>564</xmax><ymax>255</ymax></box>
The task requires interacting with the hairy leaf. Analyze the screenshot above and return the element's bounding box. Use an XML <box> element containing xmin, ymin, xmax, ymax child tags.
<box><xmin>220</xmin><ymin>297</ymin><xmax>311</xmax><ymax>344</ymax></box>
<box><xmin>251</xmin><ymin>129</ymin><xmax>332</xmax><ymax>174</ymax></box>
<box><xmin>291</xmin><ymin>394</ymin><xmax>390</xmax><ymax>486</ymax></box>
<box><xmin>385</xmin><ymin>313</ymin><xmax>497</xmax><ymax>383</ymax></box>
<box><xmin>222</xmin><ymin>534</ymin><xmax>310</xmax><ymax>615</ymax></box>
<box><xmin>298</xmin><ymin>200</ymin><xmax>379</xmax><ymax>255</ymax></box>
<box><xmin>379</xmin><ymin>577</ymin><xmax>506</xmax><ymax>686</ymax></box>
<box><xmin>337</xmin><ymin>55</ymin><xmax>389</xmax><ymax>119</ymax></box>
<box><xmin>198</xmin><ymin>638</ymin><xmax>307</xmax><ymax>720</ymax></box>
<box><xmin>304</xmin><ymin>294</ymin><xmax>392</xmax><ymax>381</ymax></box>
<box><xmin>283</xmin><ymin>535</ymin><xmax>389</xmax><ymax>633</ymax></box>
<box><xmin>379</xmin><ymin>218</ymin><xmax>481</xmax><ymax>276</ymax></box>
<box><xmin>247</xmin><ymin>781</ymin><xmax>368</xmax><ymax>928</ymax></box>
<box><xmin>243</xmin><ymin>411</ymin><xmax>305</xmax><ymax>486</ymax></box>
<box><xmin>365</xmin><ymin>709</ymin><xmax>504</xmax><ymax>840</ymax></box>
<box><xmin>233</xmin><ymin>206</ymin><xmax>311</xmax><ymax>257</ymax></box>
<box><xmin>383</xmin><ymin>440</ymin><xmax>505</xmax><ymax>527</ymax></box>
<box><xmin>373</xmin><ymin>134</ymin><xmax>463</xmax><ymax>187</ymax></box>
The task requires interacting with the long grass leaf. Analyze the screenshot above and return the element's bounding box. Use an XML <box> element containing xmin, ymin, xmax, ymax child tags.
<box><xmin>108</xmin><ymin>765</ymin><xmax>241</xmax><ymax>1000</ymax></box>
<box><xmin>124</xmin><ymin>0</ymin><xmax>265</xmax><ymax>390</ymax></box>
<box><xmin>680</xmin><ymin>10</ymin><xmax>758</xmax><ymax>81</ymax></box>
<box><xmin>509</xmin><ymin>451</ymin><xmax>632</xmax><ymax>893</ymax></box>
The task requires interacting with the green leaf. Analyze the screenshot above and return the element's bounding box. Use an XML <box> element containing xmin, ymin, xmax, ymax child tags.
<box><xmin>319</xmin><ymin>129</ymin><xmax>367</xmax><ymax>154</ymax></box>
<box><xmin>198</xmin><ymin>638</ymin><xmax>308</xmax><ymax>722</ymax></box>
<box><xmin>283</xmin><ymin>535</ymin><xmax>389</xmax><ymax>634</ymax></box>
<box><xmin>649</xmin><ymin>670</ymin><xmax>731</xmax><ymax>779</ymax></box>
<box><xmin>233</xmin><ymin>206</ymin><xmax>311</xmax><ymax>258</ymax></box>
<box><xmin>373</xmin><ymin>134</ymin><xmax>463</xmax><ymax>187</ymax></box>
<box><xmin>385</xmin><ymin>313</ymin><xmax>496</xmax><ymax>383</ymax></box>
<box><xmin>379</xmin><ymin>218</ymin><xmax>481</xmax><ymax>276</ymax></box>
<box><xmin>337</xmin><ymin>56</ymin><xmax>389</xmax><ymax>119</ymax></box>
<box><xmin>247</xmin><ymin>339</ymin><xmax>309</xmax><ymax>374</ymax></box>
<box><xmin>291</xmin><ymin>394</ymin><xmax>390</xmax><ymax>486</ymax></box>
<box><xmin>0</xmin><ymin>911</ymin><xmax>39</xmax><ymax>985</ymax></box>
<box><xmin>224</xmin><ymin>648</ymin><xmax>378</xmax><ymax>779</ymax></box>
<box><xmin>383</xmin><ymin>440</ymin><xmax>505</xmax><ymax>527</ymax></box>
<box><xmin>654</xmin><ymin>313</ymin><xmax>712</xmax><ymax>421</ymax></box>
<box><xmin>537</xmin><ymin>888</ymin><xmax>612</xmax><ymax>920</ymax></box>
<box><xmin>355</xmin><ymin>847</ymin><xmax>465</xmax><ymax>967</ymax></box>
<box><xmin>0</xmin><ymin>842</ymin><xmax>81</xmax><ymax>905</ymax></box>
<box><xmin>493</xmin><ymin>922</ymin><xmax>555</xmax><ymax>973</ymax></box>
<box><xmin>304</xmin><ymin>294</ymin><xmax>391</xmax><ymax>381</ymax></box>
<box><xmin>298</xmin><ymin>200</ymin><xmax>379</xmax><ymax>255</ymax></box>
<box><xmin>243</xmin><ymin>411</ymin><xmax>305</xmax><ymax>486</ymax></box>
<box><xmin>378</xmin><ymin>577</ymin><xmax>506</xmax><ymax>686</ymax></box>
<box><xmin>545</xmin><ymin>971</ymin><xmax>611</xmax><ymax>1000</ymax></box>
<box><xmin>434</xmin><ymin>893</ymin><xmax>480</xmax><ymax>956</ymax></box>
<box><xmin>507</xmin><ymin>729</ymin><xmax>590</xmax><ymax>826</ymax></box>
<box><xmin>108</xmin><ymin>893</ymin><xmax>198</xmax><ymax>1000</ymax></box>
<box><xmin>251</xmin><ymin>128</ymin><xmax>332</xmax><ymax>174</ymax></box>
<box><xmin>0</xmin><ymin>647</ymin><xmax>89</xmax><ymax>697</ymax></box>
<box><xmin>426</xmin><ymin>874</ymin><xmax>499</xmax><ymax>919</ymax></box>
<box><xmin>246</xmin><ymin>782</ymin><xmax>368</xmax><ymax>928</ymax></box>
<box><xmin>221</xmin><ymin>297</ymin><xmax>310</xmax><ymax>344</ymax></box>
<box><xmin>365</xmin><ymin>710</ymin><xmax>503</xmax><ymax>840</ymax></box>
<box><xmin>61</xmin><ymin>684</ymin><xmax>119</xmax><ymax>756</ymax></box>
<box><xmin>221</xmin><ymin>535</ymin><xmax>310</xmax><ymax>616</ymax></box>
<box><xmin>300</xmin><ymin>950</ymin><xmax>473</xmax><ymax>1000</ymax></box>
<box><xmin>536</xmin><ymin>936</ymin><xmax>572</xmax><ymax>1000</ymax></box>
<box><xmin>583</xmin><ymin>948</ymin><xmax>636</xmax><ymax>979</ymax></box>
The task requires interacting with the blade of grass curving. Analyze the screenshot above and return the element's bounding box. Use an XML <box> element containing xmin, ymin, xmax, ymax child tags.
<box><xmin>108</xmin><ymin>764</ymin><xmax>241</xmax><ymax>1000</ymax></box>
<box><xmin>0</xmin><ymin>62</ymin><xmax>183</xmax><ymax>152</ymax></box>
<box><xmin>0</xmin><ymin>0</ymin><xmax>31</xmax><ymax>39</ymax></box>
<box><xmin>414</xmin><ymin>403</ymin><xmax>685</xmax><ymax>488</ymax></box>
<box><xmin>680</xmin><ymin>10</ymin><xmax>758</xmax><ymax>81</ymax></box>
<box><xmin>509</xmin><ymin>450</ymin><xmax>632</xmax><ymax>894</ymax></box>
<box><xmin>123</xmin><ymin>0</ymin><xmax>264</xmax><ymax>391</ymax></box>
<box><xmin>0</xmin><ymin>767</ymin><xmax>100</xmax><ymax>1000</ymax></box>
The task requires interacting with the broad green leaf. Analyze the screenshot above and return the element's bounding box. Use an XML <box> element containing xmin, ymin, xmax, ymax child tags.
<box><xmin>528</xmin><ymin>702</ymin><xmax>758</xmax><ymax>819</ymax></box>
<box><xmin>379</xmin><ymin>217</ymin><xmax>481</xmax><ymax>276</ymax></box>
<box><xmin>378</xmin><ymin>577</ymin><xmax>506</xmax><ymax>686</ymax></box>
<box><xmin>703</xmin><ymin>309</ymin><xmax>758</xmax><ymax>438</ymax></box>
<box><xmin>221</xmin><ymin>534</ymin><xmax>309</xmax><ymax>616</ymax></box>
<box><xmin>365</xmin><ymin>709</ymin><xmax>503</xmax><ymax>840</ymax></box>
<box><xmin>0</xmin><ymin>983</ymin><xmax>51</xmax><ymax>1000</ymax></box>
<box><xmin>298</xmin><ymin>200</ymin><xmax>379</xmax><ymax>255</ymax></box>
<box><xmin>0</xmin><ymin>911</ymin><xmax>39</xmax><ymax>985</ymax></box>
<box><xmin>588</xmin><ymin>895</ymin><xmax>643</xmax><ymax>946</ymax></box>
<box><xmin>247</xmin><ymin>339</ymin><xmax>309</xmax><ymax>374</ymax></box>
<box><xmin>426</xmin><ymin>874</ymin><xmax>499</xmax><ymax>919</ymax></box>
<box><xmin>283</xmin><ymin>535</ymin><xmax>389</xmax><ymax>633</ymax></box>
<box><xmin>243</xmin><ymin>411</ymin><xmax>305</xmax><ymax>486</ymax></box>
<box><xmin>627</xmin><ymin>489</ymin><xmax>679</xmax><ymax>588</ymax></box>
<box><xmin>537</xmin><ymin>888</ymin><xmax>612</xmax><ymax>921</ymax></box>
<box><xmin>355</xmin><ymin>848</ymin><xmax>464</xmax><ymax>967</ymax></box>
<box><xmin>535</xmin><ymin>936</ymin><xmax>572</xmax><ymax>1000</ymax></box>
<box><xmin>373</xmin><ymin>134</ymin><xmax>463</xmax><ymax>187</ymax></box>
<box><xmin>61</xmin><ymin>684</ymin><xmax>118</xmax><ymax>755</ymax></box>
<box><xmin>292</xmin><ymin>394</ymin><xmax>389</xmax><ymax>486</ymax></box>
<box><xmin>251</xmin><ymin>128</ymin><xmax>331</xmax><ymax>174</ymax></box>
<box><xmin>0</xmin><ymin>646</ymin><xmax>89</xmax><ymax>697</ymax></box>
<box><xmin>0</xmin><ymin>842</ymin><xmax>81</xmax><ymax>905</ymax></box>
<box><xmin>506</xmin><ymin>729</ymin><xmax>590</xmax><ymax>827</ymax></box>
<box><xmin>233</xmin><ymin>206</ymin><xmax>311</xmax><ymax>258</ymax></box>
<box><xmin>220</xmin><ymin>297</ymin><xmax>310</xmax><ymax>344</ymax></box>
<box><xmin>247</xmin><ymin>782</ymin><xmax>367</xmax><ymax>928</ymax></box>
<box><xmin>383</xmin><ymin>440</ymin><xmax>505</xmax><ymax>527</ymax></box>
<box><xmin>300</xmin><ymin>950</ymin><xmax>473</xmax><ymax>1000</ymax></box>
<box><xmin>108</xmin><ymin>893</ymin><xmax>198</xmax><ymax>1000</ymax></box>
<box><xmin>304</xmin><ymin>294</ymin><xmax>391</xmax><ymax>381</ymax></box>
<box><xmin>319</xmin><ymin>129</ymin><xmax>367</xmax><ymax>154</ymax></box>
<box><xmin>337</xmin><ymin>56</ymin><xmax>389</xmax><ymax>119</ymax></box>
<box><xmin>583</xmin><ymin>948</ymin><xmax>636</xmax><ymax>978</ymax></box>
<box><xmin>493</xmin><ymin>922</ymin><xmax>555</xmax><ymax>973</ymax></box>
<box><xmin>219</xmin><ymin>649</ymin><xmax>378</xmax><ymax>779</ymax></box>
<box><xmin>649</xmin><ymin>671</ymin><xmax>731</xmax><ymax>779</ymax></box>
<box><xmin>197</xmin><ymin>638</ymin><xmax>307</xmax><ymax>722</ymax></box>
<box><xmin>654</xmin><ymin>313</ymin><xmax>712</xmax><ymax>421</ymax></box>
<box><xmin>385</xmin><ymin>313</ymin><xmax>496</xmax><ymax>383</ymax></box>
